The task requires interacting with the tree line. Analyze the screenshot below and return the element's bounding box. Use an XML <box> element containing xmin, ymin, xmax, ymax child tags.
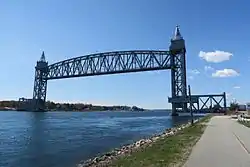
<box><xmin>0</xmin><ymin>100</ymin><xmax>145</xmax><ymax>112</ymax></box>
<box><xmin>229</xmin><ymin>101</ymin><xmax>240</xmax><ymax>111</ymax></box>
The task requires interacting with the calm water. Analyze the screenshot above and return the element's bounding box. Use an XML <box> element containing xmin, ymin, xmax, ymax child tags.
<box><xmin>0</xmin><ymin>110</ymin><xmax>204</xmax><ymax>167</ymax></box>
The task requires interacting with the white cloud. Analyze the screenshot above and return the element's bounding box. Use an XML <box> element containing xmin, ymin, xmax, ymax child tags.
<box><xmin>233</xmin><ymin>86</ymin><xmax>240</xmax><ymax>89</ymax></box>
<box><xmin>191</xmin><ymin>69</ymin><xmax>200</xmax><ymax>74</ymax></box>
<box><xmin>199</xmin><ymin>50</ymin><xmax>233</xmax><ymax>63</ymax></box>
<box><xmin>212</xmin><ymin>69</ymin><xmax>239</xmax><ymax>78</ymax></box>
<box><xmin>188</xmin><ymin>69</ymin><xmax>200</xmax><ymax>75</ymax></box>
<box><xmin>187</xmin><ymin>69</ymin><xmax>200</xmax><ymax>80</ymax></box>
<box><xmin>204</xmin><ymin>65</ymin><xmax>214</xmax><ymax>71</ymax></box>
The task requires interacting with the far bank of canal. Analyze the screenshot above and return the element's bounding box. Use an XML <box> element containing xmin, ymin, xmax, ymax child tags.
<box><xmin>0</xmin><ymin>110</ymin><xmax>205</xmax><ymax>167</ymax></box>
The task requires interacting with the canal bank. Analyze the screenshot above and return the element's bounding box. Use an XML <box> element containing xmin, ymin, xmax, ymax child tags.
<box><xmin>77</xmin><ymin>115</ymin><xmax>211</xmax><ymax>167</ymax></box>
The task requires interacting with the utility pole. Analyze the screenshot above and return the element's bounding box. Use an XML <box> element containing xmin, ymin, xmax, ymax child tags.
<box><xmin>188</xmin><ymin>85</ymin><xmax>194</xmax><ymax>125</ymax></box>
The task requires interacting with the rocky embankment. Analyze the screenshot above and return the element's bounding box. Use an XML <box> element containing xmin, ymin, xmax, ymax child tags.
<box><xmin>77</xmin><ymin>119</ymin><xmax>199</xmax><ymax>167</ymax></box>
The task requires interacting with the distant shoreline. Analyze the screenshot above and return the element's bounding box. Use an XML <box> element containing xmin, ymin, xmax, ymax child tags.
<box><xmin>0</xmin><ymin>100</ymin><xmax>146</xmax><ymax>112</ymax></box>
<box><xmin>0</xmin><ymin>107</ymin><xmax>16</xmax><ymax>111</ymax></box>
<box><xmin>0</xmin><ymin>107</ymin><xmax>148</xmax><ymax>112</ymax></box>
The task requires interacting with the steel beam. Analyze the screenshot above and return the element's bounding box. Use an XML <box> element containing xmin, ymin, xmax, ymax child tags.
<box><xmin>187</xmin><ymin>93</ymin><xmax>227</xmax><ymax>112</ymax></box>
<box><xmin>169</xmin><ymin>50</ymin><xmax>187</xmax><ymax>114</ymax></box>
<box><xmin>46</xmin><ymin>50</ymin><xmax>171</xmax><ymax>80</ymax></box>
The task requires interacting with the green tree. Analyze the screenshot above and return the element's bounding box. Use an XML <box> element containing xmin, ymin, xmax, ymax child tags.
<box><xmin>229</xmin><ymin>100</ymin><xmax>239</xmax><ymax>111</ymax></box>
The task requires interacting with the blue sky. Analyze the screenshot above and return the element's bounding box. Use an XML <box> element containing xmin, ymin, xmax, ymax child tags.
<box><xmin>0</xmin><ymin>0</ymin><xmax>249</xmax><ymax>109</ymax></box>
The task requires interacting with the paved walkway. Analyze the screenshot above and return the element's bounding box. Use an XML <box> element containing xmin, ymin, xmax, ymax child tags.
<box><xmin>184</xmin><ymin>116</ymin><xmax>250</xmax><ymax>167</ymax></box>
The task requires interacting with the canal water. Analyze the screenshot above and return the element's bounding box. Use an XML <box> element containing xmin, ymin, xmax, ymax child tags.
<box><xmin>0</xmin><ymin>110</ymin><xmax>204</xmax><ymax>167</ymax></box>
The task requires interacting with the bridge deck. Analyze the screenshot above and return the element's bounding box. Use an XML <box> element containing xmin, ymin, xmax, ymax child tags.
<box><xmin>184</xmin><ymin>116</ymin><xmax>250</xmax><ymax>167</ymax></box>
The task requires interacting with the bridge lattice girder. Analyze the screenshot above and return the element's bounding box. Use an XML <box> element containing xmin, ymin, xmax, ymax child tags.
<box><xmin>46</xmin><ymin>50</ymin><xmax>171</xmax><ymax>80</ymax></box>
<box><xmin>189</xmin><ymin>93</ymin><xmax>227</xmax><ymax>112</ymax></box>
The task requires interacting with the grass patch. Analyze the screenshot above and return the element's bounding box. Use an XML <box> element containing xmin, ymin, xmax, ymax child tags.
<box><xmin>238</xmin><ymin>120</ymin><xmax>250</xmax><ymax>128</ymax></box>
<box><xmin>199</xmin><ymin>114</ymin><xmax>213</xmax><ymax>124</ymax></box>
<box><xmin>110</xmin><ymin>115</ymin><xmax>212</xmax><ymax>167</ymax></box>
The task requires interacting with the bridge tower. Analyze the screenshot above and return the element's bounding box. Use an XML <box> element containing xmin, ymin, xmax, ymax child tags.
<box><xmin>168</xmin><ymin>26</ymin><xmax>188</xmax><ymax>116</ymax></box>
<box><xmin>32</xmin><ymin>51</ymin><xmax>48</xmax><ymax>111</ymax></box>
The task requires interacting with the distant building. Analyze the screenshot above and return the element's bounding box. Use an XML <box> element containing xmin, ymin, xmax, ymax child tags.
<box><xmin>17</xmin><ymin>98</ymin><xmax>34</xmax><ymax>111</ymax></box>
<box><xmin>246</xmin><ymin>103</ymin><xmax>250</xmax><ymax>114</ymax></box>
<box><xmin>246</xmin><ymin>103</ymin><xmax>250</xmax><ymax>110</ymax></box>
<box><xmin>238</xmin><ymin>104</ymin><xmax>246</xmax><ymax>111</ymax></box>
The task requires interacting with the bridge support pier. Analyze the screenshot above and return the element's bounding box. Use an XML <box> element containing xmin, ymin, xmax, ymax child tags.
<box><xmin>32</xmin><ymin>52</ymin><xmax>48</xmax><ymax>111</ymax></box>
<box><xmin>168</xmin><ymin>26</ymin><xmax>188</xmax><ymax>116</ymax></box>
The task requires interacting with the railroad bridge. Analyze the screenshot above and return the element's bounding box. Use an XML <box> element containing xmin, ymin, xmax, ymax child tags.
<box><xmin>20</xmin><ymin>26</ymin><xmax>226</xmax><ymax>115</ymax></box>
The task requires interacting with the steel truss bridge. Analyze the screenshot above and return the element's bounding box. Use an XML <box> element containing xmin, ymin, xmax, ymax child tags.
<box><xmin>188</xmin><ymin>93</ymin><xmax>226</xmax><ymax>112</ymax></box>
<box><xmin>20</xmin><ymin>26</ymin><xmax>226</xmax><ymax>115</ymax></box>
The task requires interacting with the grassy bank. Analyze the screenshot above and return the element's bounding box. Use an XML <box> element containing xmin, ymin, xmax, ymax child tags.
<box><xmin>238</xmin><ymin>120</ymin><xmax>250</xmax><ymax>128</ymax></box>
<box><xmin>110</xmin><ymin>115</ymin><xmax>212</xmax><ymax>167</ymax></box>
